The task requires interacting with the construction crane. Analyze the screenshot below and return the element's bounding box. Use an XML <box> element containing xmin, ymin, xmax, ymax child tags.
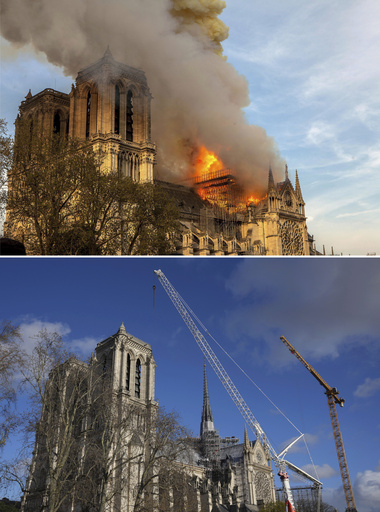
<box><xmin>154</xmin><ymin>269</ymin><xmax>322</xmax><ymax>512</ymax></box>
<box><xmin>280</xmin><ymin>336</ymin><xmax>358</xmax><ymax>512</ymax></box>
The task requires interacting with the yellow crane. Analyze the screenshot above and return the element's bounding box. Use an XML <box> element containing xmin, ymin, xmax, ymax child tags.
<box><xmin>280</xmin><ymin>336</ymin><xmax>358</xmax><ymax>512</ymax></box>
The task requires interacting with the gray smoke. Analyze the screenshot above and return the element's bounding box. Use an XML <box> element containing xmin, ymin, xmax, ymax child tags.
<box><xmin>0</xmin><ymin>0</ymin><xmax>284</xmax><ymax>194</ymax></box>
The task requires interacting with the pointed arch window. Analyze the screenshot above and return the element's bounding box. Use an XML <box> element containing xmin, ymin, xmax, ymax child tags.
<box><xmin>103</xmin><ymin>355</ymin><xmax>107</xmax><ymax>375</ymax></box>
<box><xmin>135</xmin><ymin>358</ymin><xmax>141</xmax><ymax>398</ymax></box>
<box><xmin>86</xmin><ymin>91</ymin><xmax>91</xmax><ymax>139</ymax></box>
<box><xmin>126</xmin><ymin>353</ymin><xmax>131</xmax><ymax>391</ymax></box>
<box><xmin>53</xmin><ymin>111</ymin><xmax>61</xmax><ymax>135</ymax></box>
<box><xmin>114</xmin><ymin>85</ymin><xmax>120</xmax><ymax>135</ymax></box>
<box><xmin>126</xmin><ymin>90</ymin><xmax>133</xmax><ymax>141</ymax></box>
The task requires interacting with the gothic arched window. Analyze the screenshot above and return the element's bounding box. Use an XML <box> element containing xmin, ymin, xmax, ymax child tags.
<box><xmin>86</xmin><ymin>91</ymin><xmax>91</xmax><ymax>139</ymax></box>
<box><xmin>115</xmin><ymin>85</ymin><xmax>120</xmax><ymax>135</ymax></box>
<box><xmin>103</xmin><ymin>355</ymin><xmax>107</xmax><ymax>374</ymax></box>
<box><xmin>135</xmin><ymin>358</ymin><xmax>141</xmax><ymax>398</ymax></box>
<box><xmin>126</xmin><ymin>90</ymin><xmax>133</xmax><ymax>141</ymax></box>
<box><xmin>53</xmin><ymin>111</ymin><xmax>61</xmax><ymax>135</ymax></box>
<box><xmin>126</xmin><ymin>353</ymin><xmax>131</xmax><ymax>391</ymax></box>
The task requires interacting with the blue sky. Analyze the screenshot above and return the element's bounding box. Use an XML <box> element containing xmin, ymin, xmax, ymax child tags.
<box><xmin>1</xmin><ymin>257</ymin><xmax>379</xmax><ymax>511</ymax></box>
<box><xmin>1</xmin><ymin>1</ymin><xmax>380</xmax><ymax>254</ymax></box>
<box><xmin>220</xmin><ymin>1</ymin><xmax>380</xmax><ymax>256</ymax></box>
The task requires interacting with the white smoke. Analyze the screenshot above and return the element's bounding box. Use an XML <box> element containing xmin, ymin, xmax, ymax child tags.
<box><xmin>0</xmin><ymin>0</ymin><xmax>284</xmax><ymax>193</ymax></box>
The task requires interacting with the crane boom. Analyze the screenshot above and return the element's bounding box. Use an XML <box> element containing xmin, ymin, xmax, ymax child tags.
<box><xmin>280</xmin><ymin>336</ymin><xmax>357</xmax><ymax>512</ymax></box>
<box><xmin>154</xmin><ymin>269</ymin><xmax>276</xmax><ymax>457</ymax></box>
<box><xmin>154</xmin><ymin>270</ymin><xmax>322</xmax><ymax>512</ymax></box>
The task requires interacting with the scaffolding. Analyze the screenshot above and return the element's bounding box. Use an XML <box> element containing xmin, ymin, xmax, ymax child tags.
<box><xmin>276</xmin><ymin>485</ymin><xmax>323</xmax><ymax>512</ymax></box>
<box><xmin>194</xmin><ymin>169</ymin><xmax>245</xmax><ymax>214</ymax></box>
<box><xmin>194</xmin><ymin>170</ymin><xmax>246</xmax><ymax>240</ymax></box>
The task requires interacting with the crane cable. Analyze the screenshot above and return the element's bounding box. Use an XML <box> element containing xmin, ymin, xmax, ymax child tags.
<box><xmin>177</xmin><ymin>287</ymin><xmax>320</xmax><ymax>479</ymax></box>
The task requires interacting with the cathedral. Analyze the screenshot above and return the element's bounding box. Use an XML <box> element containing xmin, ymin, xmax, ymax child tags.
<box><xmin>22</xmin><ymin>323</ymin><xmax>276</xmax><ymax>512</ymax></box>
<box><xmin>5</xmin><ymin>49</ymin><xmax>316</xmax><ymax>255</ymax></box>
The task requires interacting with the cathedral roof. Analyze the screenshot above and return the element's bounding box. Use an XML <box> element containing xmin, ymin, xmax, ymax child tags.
<box><xmin>219</xmin><ymin>441</ymin><xmax>256</xmax><ymax>462</ymax></box>
<box><xmin>156</xmin><ymin>180</ymin><xmax>208</xmax><ymax>214</ymax></box>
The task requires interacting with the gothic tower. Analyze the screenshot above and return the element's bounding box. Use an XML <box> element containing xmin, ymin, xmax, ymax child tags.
<box><xmin>93</xmin><ymin>323</ymin><xmax>157</xmax><ymax>512</ymax></box>
<box><xmin>69</xmin><ymin>48</ymin><xmax>156</xmax><ymax>181</ymax></box>
<box><xmin>12</xmin><ymin>48</ymin><xmax>156</xmax><ymax>183</ymax></box>
<box><xmin>94</xmin><ymin>322</ymin><xmax>156</xmax><ymax>404</ymax></box>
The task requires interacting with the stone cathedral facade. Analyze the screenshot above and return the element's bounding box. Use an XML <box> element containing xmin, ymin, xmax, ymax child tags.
<box><xmin>22</xmin><ymin>324</ymin><xmax>276</xmax><ymax>512</ymax></box>
<box><xmin>5</xmin><ymin>49</ymin><xmax>315</xmax><ymax>255</ymax></box>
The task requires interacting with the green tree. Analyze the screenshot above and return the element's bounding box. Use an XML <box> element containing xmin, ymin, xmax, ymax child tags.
<box><xmin>6</xmin><ymin>120</ymin><xmax>179</xmax><ymax>255</ymax></box>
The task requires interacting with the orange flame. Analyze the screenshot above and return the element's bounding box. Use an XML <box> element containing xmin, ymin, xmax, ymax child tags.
<box><xmin>247</xmin><ymin>195</ymin><xmax>266</xmax><ymax>205</ymax></box>
<box><xmin>194</xmin><ymin>146</ymin><xmax>224</xmax><ymax>178</ymax></box>
<box><xmin>193</xmin><ymin>146</ymin><xmax>267</xmax><ymax>212</ymax></box>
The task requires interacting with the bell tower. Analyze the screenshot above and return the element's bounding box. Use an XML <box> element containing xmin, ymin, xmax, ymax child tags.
<box><xmin>94</xmin><ymin>322</ymin><xmax>156</xmax><ymax>406</ymax></box>
<box><xmin>69</xmin><ymin>48</ymin><xmax>156</xmax><ymax>182</ymax></box>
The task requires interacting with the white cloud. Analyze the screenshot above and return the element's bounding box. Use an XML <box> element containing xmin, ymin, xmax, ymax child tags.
<box><xmin>354</xmin><ymin>469</ymin><xmax>380</xmax><ymax>511</ymax></box>
<box><xmin>324</xmin><ymin>466</ymin><xmax>380</xmax><ymax>512</ymax></box>
<box><xmin>354</xmin><ymin>377</ymin><xmax>380</xmax><ymax>398</ymax></box>
<box><xmin>306</xmin><ymin>121</ymin><xmax>335</xmax><ymax>146</ymax></box>
<box><xmin>19</xmin><ymin>319</ymin><xmax>71</xmax><ymax>354</ymax></box>
<box><xmin>70</xmin><ymin>336</ymin><xmax>99</xmax><ymax>358</ymax></box>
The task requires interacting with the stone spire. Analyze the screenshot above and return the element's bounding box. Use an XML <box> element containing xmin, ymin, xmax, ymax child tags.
<box><xmin>285</xmin><ymin>163</ymin><xmax>289</xmax><ymax>182</ymax></box>
<box><xmin>200</xmin><ymin>363</ymin><xmax>215</xmax><ymax>437</ymax></box>
<box><xmin>295</xmin><ymin>170</ymin><xmax>304</xmax><ymax>201</ymax></box>
<box><xmin>268</xmin><ymin>166</ymin><xmax>275</xmax><ymax>191</ymax></box>
<box><xmin>117</xmin><ymin>322</ymin><xmax>127</xmax><ymax>336</ymax></box>
<box><xmin>103</xmin><ymin>45</ymin><xmax>113</xmax><ymax>59</ymax></box>
<box><xmin>244</xmin><ymin>424</ymin><xmax>250</xmax><ymax>451</ymax></box>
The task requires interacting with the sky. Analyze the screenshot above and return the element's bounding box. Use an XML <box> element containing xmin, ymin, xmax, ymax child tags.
<box><xmin>1</xmin><ymin>0</ymin><xmax>380</xmax><ymax>255</ymax></box>
<box><xmin>1</xmin><ymin>257</ymin><xmax>379</xmax><ymax>512</ymax></box>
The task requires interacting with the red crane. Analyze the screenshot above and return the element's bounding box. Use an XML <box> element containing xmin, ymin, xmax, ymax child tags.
<box><xmin>280</xmin><ymin>336</ymin><xmax>358</xmax><ymax>512</ymax></box>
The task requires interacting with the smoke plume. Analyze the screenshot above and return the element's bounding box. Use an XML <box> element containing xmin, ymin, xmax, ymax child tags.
<box><xmin>0</xmin><ymin>0</ymin><xmax>284</xmax><ymax>193</ymax></box>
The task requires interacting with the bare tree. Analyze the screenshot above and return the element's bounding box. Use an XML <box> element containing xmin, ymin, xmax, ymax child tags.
<box><xmin>2</xmin><ymin>328</ymin><xmax>194</xmax><ymax>512</ymax></box>
<box><xmin>134</xmin><ymin>407</ymin><xmax>192</xmax><ymax>512</ymax></box>
<box><xmin>0</xmin><ymin>321</ymin><xmax>23</xmax><ymax>448</ymax></box>
<box><xmin>74</xmin><ymin>372</ymin><xmax>192</xmax><ymax>512</ymax></box>
<box><xmin>11</xmin><ymin>329</ymin><xmax>91</xmax><ymax>512</ymax></box>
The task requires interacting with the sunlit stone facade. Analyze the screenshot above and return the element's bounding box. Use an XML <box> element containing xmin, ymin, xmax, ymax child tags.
<box><xmin>5</xmin><ymin>50</ymin><xmax>314</xmax><ymax>255</ymax></box>
<box><xmin>22</xmin><ymin>324</ymin><xmax>276</xmax><ymax>512</ymax></box>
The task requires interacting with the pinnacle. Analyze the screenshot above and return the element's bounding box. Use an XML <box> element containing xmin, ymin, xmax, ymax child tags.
<box><xmin>117</xmin><ymin>322</ymin><xmax>127</xmax><ymax>335</ymax></box>
<box><xmin>268</xmin><ymin>166</ymin><xmax>275</xmax><ymax>190</ymax></box>
<box><xmin>295</xmin><ymin>170</ymin><xmax>304</xmax><ymax>201</ymax></box>
<box><xmin>244</xmin><ymin>424</ymin><xmax>250</xmax><ymax>449</ymax></box>
<box><xmin>103</xmin><ymin>45</ymin><xmax>113</xmax><ymax>59</ymax></box>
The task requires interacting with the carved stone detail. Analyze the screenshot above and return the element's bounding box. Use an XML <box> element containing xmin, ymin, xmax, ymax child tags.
<box><xmin>281</xmin><ymin>220</ymin><xmax>304</xmax><ymax>255</ymax></box>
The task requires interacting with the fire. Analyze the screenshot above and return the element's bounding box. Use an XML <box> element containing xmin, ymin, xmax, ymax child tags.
<box><xmin>193</xmin><ymin>145</ymin><xmax>267</xmax><ymax>213</ymax></box>
<box><xmin>247</xmin><ymin>195</ymin><xmax>266</xmax><ymax>205</ymax></box>
<box><xmin>194</xmin><ymin>146</ymin><xmax>224</xmax><ymax>179</ymax></box>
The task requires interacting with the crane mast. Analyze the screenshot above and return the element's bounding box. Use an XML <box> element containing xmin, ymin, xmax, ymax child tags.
<box><xmin>280</xmin><ymin>336</ymin><xmax>357</xmax><ymax>512</ymax></box>
<box><xmin>154</xmin><ymin>269</ymin><xmax>322</xmax><ymax>512</ymax></box>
